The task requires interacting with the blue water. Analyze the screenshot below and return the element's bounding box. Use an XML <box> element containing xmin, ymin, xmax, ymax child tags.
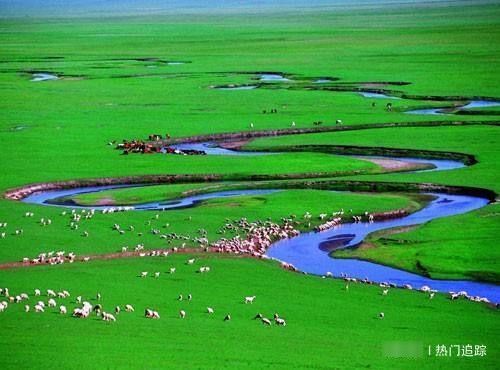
<box><xmin>260</xmin><ymin>74</ymin><xmax>290</xmax><ymax>82</ymax></box>
<box><xmin>461</xmin><ymin>100</ymin><xmax>500</xmax><ymax>109</ymax></box>
<box><xmin>31</xmin><ymin>73</ymin><xmax>58</xmax><ymax>82</ymax></box>
<box><xmin>405</xmin><ymin>100</ymin><xmax>500</xmax><ymax>115</ymax></box>
<box><xmin>353</xmin><ymin>156</ymin><xmax>465</xmax><ymax>173</ymax></box>
<box><xmin>267</xmin><ymin>193</ymin><xmax>499</xmax><ymax>302</ymax></box>
<box><xmin>169</xmin><ymin>142</ymin><xmax>272</xmax><ymax>156</ymax></box>
<box><xmin>22</xmin><ymin>187</ymin><xmax>278</xmax><ymax>211</ymax></box>
<box><xmin>216</xmin><ymin>85</ymin><xmax>258</xmax><ymax>90</ymax></box>
<box><xmin>359</xmin><ymin>92</ymin><xmax>400</xmax><ymax>99</ymax></box>
<box><xmin>169</xmin><ymin>143</ymin><xmax>466</xmax><ymax>174</ymax></box>
<box><xmin>21</xmin><ymin>184</ymin><xmax>497</xmax><ymax>301</ymax></box>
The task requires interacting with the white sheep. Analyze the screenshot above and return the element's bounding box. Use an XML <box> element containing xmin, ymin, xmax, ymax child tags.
<box><xmin>207</xmin><ymin>307</ymin><xmax>214</xmax><ymax>314</ymax></box>
<box><xmin>244</xmin><ymin>296</ymin><xmax>256</xmax><ymax>304</ymax></box>
<box><xmin>262</xmin><ymin>317</ymin><xmax>272</xmax><ymax>326</ymax></box>
<box><xmin>35</xmin><ymin>304</ymin><xmax>45</xmax><ymax>313</ymax></box>
<box><xmin>24</xmin><ymin>305</ymin><xmax>30</xmax><ymax>312</ymax></box>
<box><xmin>115</xmin><ymin>306</ymin><xmax>120</xmax><ymax>314</ymax></box>
<box><xmin>140</xmin><ymin>271</ymin><xmax>148</xmax><ymax>278</ymax></box>
<box><xmin>186</xmin><ymin>258</ymin><xmax>195</xmax><ymax>265</ymax></box>
<box><xmin>275</xmin><ymin>318</ymin><xmax>286</xmax><ymax>326</ymax></box>
<box><xmin>379</xmin><ymin>312</ymin><xmax>385</xmax><ymax>319</ymax></box>
<box><xmin>169</xmin><ymin>267</ymin><xmax>176</xmax><ymax>274</ymax></box>
<box><xmin>125</xmin><ymin>304</ymin><xmax>134</xmax><ymax>312</ymax></box>
<box><xmin>179</xmin><ymin>310</ymin><xmax>186</xmax><ymax>319</ymax></box>
<box><xmin>47</xmin><ymin>289</ymin><xmax>56</xmax><ymax>297</ymax></box>
<box><xmin>48</xmin><ymin>298</ymin><xmax>56</xmax><ymax>307</ymax></box>
<box><xmin>154</xmin><ymin>272</ymin><xmax>160</xmax><ymax>278</ymax></box>
<box><xmin>60</xmin><ymin>305</ymin><xmax>67</xmax><ymax>314</ymax></box>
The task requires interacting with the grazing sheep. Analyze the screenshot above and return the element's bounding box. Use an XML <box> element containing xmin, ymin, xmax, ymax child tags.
<box><xmin>24</xmin><ymin>305</ymin><xmax>30</xmax><ymax>312</ymax></box>
<box><xmin>76</xmin><ymin>296</ymin><xmax>82</xmax><ymax>304</ymax></box>
<box><xmin>141</xmin><ymin>271</ymin><xmax>148</xmax><ymax>278</ymax></box>
<box><xmin>244</xmin><ymin>296</ymin><xmax>256</xmax><ymax>304</ymax></box>
<box><xmin>187</xmin><ymin>294</ymin><xmax>192</xmax><ymax>301</ymax></box>
<box><xmin>275</xmin><ymin>318</ymin><xmax>286</xmax><ymax>326</ymax></box>
<box><xmin>207</xmin><ymin>307</ymin><xmax>214</xmax><ymax>314</ymax></box>
<box><xmin>115</xmin><ymin>306</ymin><xmax>120</xmax><ymax>314</ymax></box>
<box><xmin>102</xmin><ymin>312</ymin><xmax>116</xmax><ymax>322</ymax></box>
<box><xmin>178</xmin><ymin>294</ymin><xmax>183</xmax><ymax>301</ymax></box>
<box><xmin>48</xmin><ymin>299</ymin><xmax>57</xmax><ymax>308</ymax></box>
<box><xmin>93</xmin><ymin>304</ymin><xmax>102</xmax><ymax>314</ymax></box>
<box><xmin>382</xmin><ymin>289</ymin><xmax>389</xmax><ymax>296</ymax></box>
<box><xmin>169</xmin><ymin>268</ymin><xmax>176</xmax><ymax>274</ymax></box>
<box><xmin>254</xmin><ymin>313</ymin><xmax>263</xmax><ymax>320</ymax></box>
<box><xmin>186</xmin><ymin>258</ymin><xmax>195</xmax><ymax>265</ymax></box>
<box><xmin>47</xmin><ymin>289</ymin><xmax>56</xmax><ymax>297</ymax></box>
<box><xmin>224</xmin><ymin>314</ymin><xmax>231</xmax><ymax>321</ymax></box>
<box><xmin>35</xmin><ymin>304</ymin><xmax>44</xmax><ymax>313</ymax></box>
<box><xmin>154</xmin><ymin>272</ymin><xmax>160</xmax><ymax>278</ymax></box>
<box><xmin>60</xmin><ymin>305</ymin><xmax>67</xmax><ymax>314</ymax></box>
<box><xmin>379</xmin><ymin>312</ymin><xmax>385</xmax><ymax>319</ymax></box>
<box><xmin>179</xmin><ymin>310</ymin><xmax>186</xmax><ymax>319</ymax></box>
<box><xmin>429</xmin><ymin>292</ymin><xmax>435</xmax><ymax>299</ymax></box>
<box><xmin>96</xmin><ymin>293</ymin><xmax>101</xmax><ymax>301</ymax></box>
<box><xmin>262</xmin><ymin>317</ymin><xmax>272</xmax><ymax>326</ymax></box>
<box><xmin>125</xmin><ymin>304</ymin><xmax>134</xmax><ymax>312</ymax></box>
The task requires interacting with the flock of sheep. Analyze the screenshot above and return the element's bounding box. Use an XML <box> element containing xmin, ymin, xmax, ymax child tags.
<box><xmin>0</xmin><ymin>277</ymin><xmax>287</xmax><ymax>327</ymax></box>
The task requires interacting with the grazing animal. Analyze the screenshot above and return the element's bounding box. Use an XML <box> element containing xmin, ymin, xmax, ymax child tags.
<box><xmin>125</xmin><ymin>304</ymin><xmax>134</xmax><ymax>312</ymax></box>
<box><xmin>179</xmin><ymin>310</ymin><xmax>186</xmax><ymax>319</ymax></box>
<box><xmin>115</xmin><ymin>306</ymin><xmax>120</xmax><ymax>314</ymax></box>
<box><xmin>244</xmin><ymin>296</ymin><xmax>256</xmax><ymax>304</ymax></box>
<box><xmin>224</xmin><ymin>314</ymin><xmax>231</xmax><ymax>321</ymax></box>
<box><xmin>60</xmin><ymin>305</ymin><xmax>67</xmax><ymax>315</ymax></box>
<box><xmin>262</xmin><ymin>317</ymin><xmax>272</xmax><ymax>326</ymax></box>
<box><xmin>34</xmin><ymin>289</ymin><xmax>41</xmax><ymax>296</ymax></box>
<box><xmin>178</xmin><ymin>294</ymin><xmax>183</xmax><ymax>301</ymax></box>
<box><xmin>187</xmin><ymin>294</ymin><xmax>192</xmax><ymax>301</ymax></box>
<box><xmin>169</xmin><ymin>268</ymin><xmax>176</xmax><ymax>274</ymax></box>
<box><xmin>102</xmin><ymin>312</ymin><xmax>116</xmax><ymax>322</ymax></box>
<box><xmin>382</xmin><ymin>289</ymin><xmax>389</xmax><ymax>296</ymax></box>
<box><xmin>141</xmin><ymin>272</ymin><xmax>148</xmax><ymax>278</ymax></box>
<box><xmin>254</xmin><ymin>313</ymin><xmax>263</xmax><ymax>320</ymax></box>
<box><xmin>154</xmin><ymin>272</ymin><xmax>160</xmax><ymax>278</ymax></box>
<box><xmin>48</xmin><ymin>299</ymin><xmax>57</xmax><ymax>308</ymax></box>
<box><xmin>275</xmin><ymin>318</ymin><xmax>286</xmax><ymax>326</ymax></box>
<box><xmin>35</xmin><ymin>304</ymin><xmax>44</xmax><ymax>313</ymax></box>
<box><xmin>429</xmin><ymin>292</ymin><xmax>435</xmax><ymax>299</ymax></box>
<box><xmin>379</xmin><ymin>312</ymin><xmax>385</xmax><ymax>319</ymax></box>
<box><xmin>186</xmin><ymin>258</ymin><xmax>195</xmax><ymax>265</ymax></box>
<box><xmin>207</xmin><ymin>307</ymin><xmax>214</xmax><ymax>314</ymax></box>
<box><xmin>24</xmin><ymin>305</ymin><xmax>30</xmax><ymax>312</ymax></box>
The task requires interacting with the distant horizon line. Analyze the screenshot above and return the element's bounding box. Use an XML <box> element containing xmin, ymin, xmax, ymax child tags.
<box><xmin>0</xmin><ymin>0</ymin><xmax>496</xmax><ymax>19</ymax></box>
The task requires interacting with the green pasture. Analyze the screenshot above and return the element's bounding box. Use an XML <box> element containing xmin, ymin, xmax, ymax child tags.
<box><xmin>0</xmin><ymin>2</ymin><xmax>499</xmax><ymax>369</ymax></box>
<box><xmin>0</xmin><ymin>255</ymin><xmax>497</xmax><ymax>369</ymax></box>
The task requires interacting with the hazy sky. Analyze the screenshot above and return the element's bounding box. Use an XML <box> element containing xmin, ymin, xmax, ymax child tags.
<box><xmin>0</xmin><ymin>0</ymin><xmax>495</xmax><ymax>17</ymax></box>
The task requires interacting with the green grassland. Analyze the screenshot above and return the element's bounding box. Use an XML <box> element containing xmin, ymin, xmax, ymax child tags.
<box><xmin>247</xmin><ymin>125</ymin><xmax>500</xmax><ymax>282</ymax></box>
<box><xmin>0</xmin><ymin>255</ymin><xmax>498</xmax><ymax>369</ymax></box>
<box><xmin>0</xmin><ymin>2</ymin><xmax>499</xmax><ymax>369</ymax></box>
<box><xmin>0</xmin><ymin>190</ymin><xmax>417</xmax><ymax>264</ymax></box>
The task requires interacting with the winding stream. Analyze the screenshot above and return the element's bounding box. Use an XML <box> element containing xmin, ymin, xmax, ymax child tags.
<box><xmin>18</xmin><ymin>142</ymin><xmax>498</xmax><ymax>302</ymax></box>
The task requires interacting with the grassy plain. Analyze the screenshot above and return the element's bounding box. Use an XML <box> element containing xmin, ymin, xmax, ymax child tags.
<box><xmin>0</xmin><ymin>2</ymin><xmax>499</xmax><ymax>369</ymax></box>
